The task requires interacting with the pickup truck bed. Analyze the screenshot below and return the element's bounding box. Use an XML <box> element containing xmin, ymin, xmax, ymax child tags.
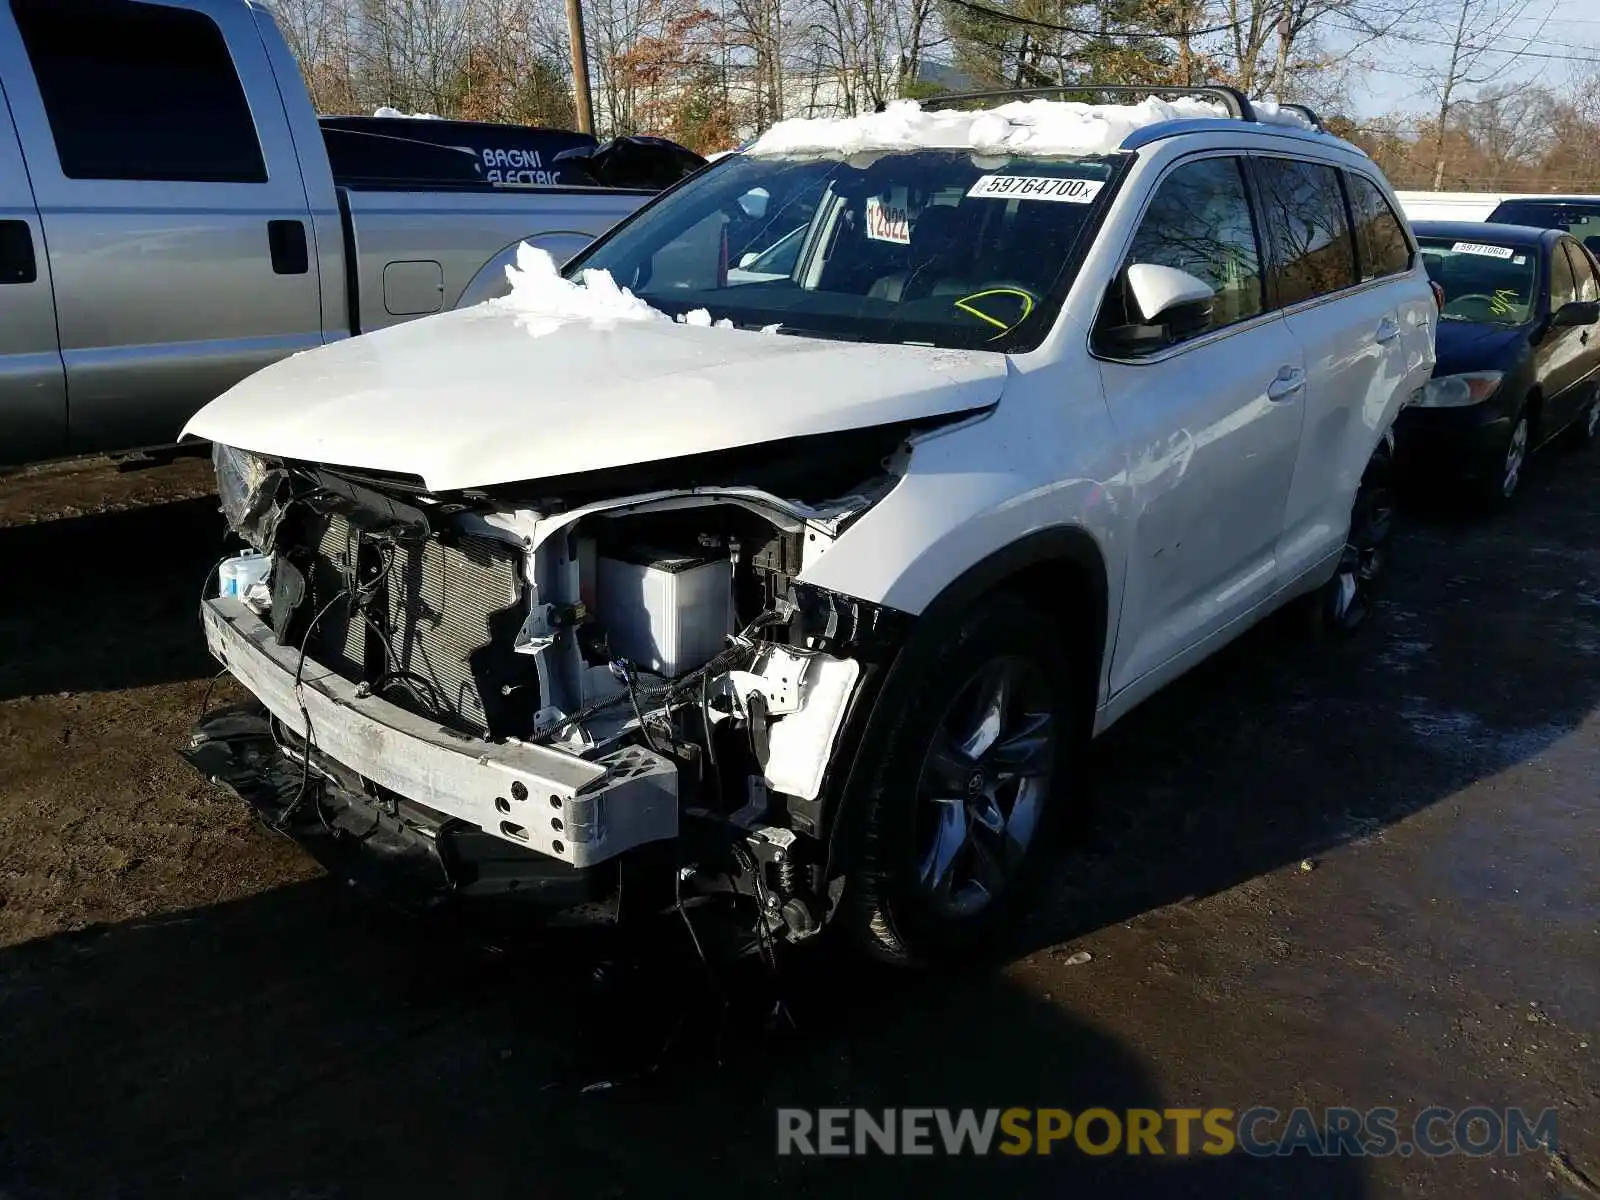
<box><xmin>0</xmin><ymin>0</ymin><xmax>672</xmax><ymax>464</ymax></box>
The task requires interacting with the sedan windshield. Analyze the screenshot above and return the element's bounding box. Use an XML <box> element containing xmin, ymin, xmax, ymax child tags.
<box><xmin>1418</xmin><ymin>238</ymin><xmax>1538</xmax><ymax>324</ymax></box>
<box><xmin>566</xmin><ymin>150</ymin><xmax>1124</xmax><ymax>352</ymax></box>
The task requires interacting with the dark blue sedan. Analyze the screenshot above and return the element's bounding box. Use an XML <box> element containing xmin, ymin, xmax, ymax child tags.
<box><xmin>1398</xmin><ymin>220</ymin><xmax>1600</xmax><ymax>506</ymax></box>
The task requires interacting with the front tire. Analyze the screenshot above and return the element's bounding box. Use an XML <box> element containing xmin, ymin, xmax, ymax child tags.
<box><xmin>842</xmin><ymin>596</ymin><xmax>1078</xmax><ymax>967</ymax></box>
<box><xmin>1568</xmin><ymin>392</ymin><xmax>1600</xmax><ymax>450</ymax></box>
<box><xmin>1470</xmin><ymin>405</ymin><xmax>1530</xmax><ymax>510</ymax></box>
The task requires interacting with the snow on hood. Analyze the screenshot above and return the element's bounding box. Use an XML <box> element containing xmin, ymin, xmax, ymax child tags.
<box><xmin>746</xmin><ymin>96</ymin><xmax>1313</xmax><ymax>158</ymax></box>
<box><xmin>500</xmin><ymin>245</ymin><xmax>736</xmax><ymax>335</ymax></box>
<box><xmin>181</xmin><ymin>303</ymin><xmax>1006</xmax><ymax>493</ymax></box>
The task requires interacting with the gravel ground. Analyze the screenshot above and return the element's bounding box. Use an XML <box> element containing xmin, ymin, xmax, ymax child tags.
<box><xmin>0</xmin><ymin>449</ymin><xmax>1595</xmax><ymax>1199</ymax></box>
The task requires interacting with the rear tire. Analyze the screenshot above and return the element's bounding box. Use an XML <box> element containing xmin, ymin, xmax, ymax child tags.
<box><xmin>842</xmin><ymin>596</ymin><xmax>1078</xmax><ymax>967</ymax></box>
<box><xmin>1303</xmin><ymin>432</ymin><xmax>1396</xmax><ymax>639</ymax></box>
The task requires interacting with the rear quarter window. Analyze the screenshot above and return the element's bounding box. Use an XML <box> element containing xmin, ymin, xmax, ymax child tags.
<box><xmin>1346</xmin><ymin>173</ymin><xmax>1412</xmax><ymax>280</ymax></box>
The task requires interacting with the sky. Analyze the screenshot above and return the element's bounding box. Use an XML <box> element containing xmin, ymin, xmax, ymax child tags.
<box><xmin>1342</xmin><ymin>0</ymin><xmax>1600</xmax><ymax>118</ymax></box>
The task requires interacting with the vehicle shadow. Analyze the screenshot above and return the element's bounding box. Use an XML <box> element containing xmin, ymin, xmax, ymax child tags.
<box><xmin>1017</xmin><ymin>438</ymin><xmax>1600</xmax><ymax>953</ymax></box>
<box><xmin>0</xmin><ymin>495</ymin><xmax>228</xmax><ymax>703</ymax></box>
<box><xmin>0</xmin><ymin>880</ymin><xmax>1369</xmax><ymax>1198</ymax></box>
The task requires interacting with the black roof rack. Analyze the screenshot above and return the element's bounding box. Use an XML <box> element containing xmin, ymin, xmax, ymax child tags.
<box><xmin>1273</xmin><ymin>102</ymin><xmax>1324</xmax><ymax>131</ymax></box>
<box><xmin>920</xmin><ymin>84</ymin><xmax>1258</xmax><ymax>122</ymax></box>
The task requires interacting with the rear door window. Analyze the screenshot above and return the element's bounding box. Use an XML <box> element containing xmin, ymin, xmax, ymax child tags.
<box><xmin>9</xmin><ymin>0</ymin><xmax>266</xmax><ymax>183</ymax></box>
<box><xmin>1253</xmin><ymin>157</ymin><xmax>1359</xmax><ymax>306</ymax></box>
<box><xmin>1345</xmin><ymin>172</ymin><xmax>1412</xmax><ymax>280</ymax></box>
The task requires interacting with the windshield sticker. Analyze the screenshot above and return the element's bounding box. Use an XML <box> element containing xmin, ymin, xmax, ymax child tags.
<box><xmin>865</xmin><ymin>196</ymin><xmax>911</xmax><ymax>243</ymax></box>
<box><xmin>1451</xmin><ymin>241</ymin><xmax>1515</xmax><ymax>259</ymax></box>
<box><xmin>967</xmin><ymin>175</ymin><xmax>1104</xmax><ymax>203</ymax></box>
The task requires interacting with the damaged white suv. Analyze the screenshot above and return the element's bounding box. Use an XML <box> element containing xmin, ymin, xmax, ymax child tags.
<box><xmin>183</xmin><ymin>87</ymin><xmax>1435</xmax><ymax>965</ymax></box>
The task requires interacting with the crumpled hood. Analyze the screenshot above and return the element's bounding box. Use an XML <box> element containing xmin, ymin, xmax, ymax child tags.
<box><xmin>183</xmin><ymin>303</ymin><xmax>1008</xmax><ymax>492</ymax></box>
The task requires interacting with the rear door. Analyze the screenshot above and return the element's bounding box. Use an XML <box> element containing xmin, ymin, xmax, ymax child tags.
<box><xmin>0</xmin><ymin>66</ymin><xmax>65</xmax><ymax>462</ymax></box>
<box><xmin>0</xmin><ymin>0</ymin><xmax>322</xmax><ymax>454</ymax></box>
<box><xmin>1252</xmin><ymin>155</ymin><xmax>1409</xmax><ymax>584</ymax></box>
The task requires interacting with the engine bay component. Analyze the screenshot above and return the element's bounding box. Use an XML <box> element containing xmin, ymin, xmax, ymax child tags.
<box><xmin>294</xmin><ymin>510</ymin><xmax>536</xmax><ymax>738</ymax></box>
<box><xmin>192</xmin><ymin>441</ymin><xmax>917</xmax><ymax>957</ymax></box>
<box><xmin>593</xmin><ymin>546</ymin><xmax>734</xmax><ymax>677</ymax></box>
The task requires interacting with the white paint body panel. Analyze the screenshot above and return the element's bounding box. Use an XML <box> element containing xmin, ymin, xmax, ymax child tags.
<box><xmin>183</xmin><ymin>303</ymin><xmax>1006</xmax><ymax>491</ymax></box>
<box><xmin>197</xmin><ymin>123</ymin><xmax>1436</xmax><ymax>740</ymax></box>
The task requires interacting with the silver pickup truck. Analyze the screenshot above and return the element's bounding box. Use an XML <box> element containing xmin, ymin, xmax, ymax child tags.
<box><xmin>0</xmin><ymin>0</ymin><xmax>661</xmax><ymax>464</ymax></box>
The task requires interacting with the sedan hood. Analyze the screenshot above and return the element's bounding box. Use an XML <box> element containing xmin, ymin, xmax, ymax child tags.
<box><xmin>1432</xmin><ymin>318</ymin><xmax>1530</xmax><ymax>378</ymax></box>
<box><xmin>183</xmin><ymin>304</ymin><xmax>1007</xmax><ymax>492</ymax></box>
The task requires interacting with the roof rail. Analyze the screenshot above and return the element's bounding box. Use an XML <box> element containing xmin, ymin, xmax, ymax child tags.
<box><xmin>919</xmin><ymin>84</ymin><xmax>1257</xmax><ymax>123</ymax></box>
<box><xmin>1273</xmin><ymin>102</ymin><xmax>1324</xmax><ymax>131</ymax></box>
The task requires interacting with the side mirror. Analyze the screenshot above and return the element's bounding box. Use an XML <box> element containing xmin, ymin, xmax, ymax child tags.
<box><xmin>1126</xmin><ymin>262</ymin><xmax>1216</xmax><ymax>323</ymax></box>
<box><xmin>1552</xmin><ymin>300</ymin><xmax>1600</xmax><ymax>328</ymax></box>
<box><xmin>738</xmin><ymin>250</ymin><xmax>760</xmax><ymax>268</ymax></box>
<box><xmin>1097</xmin><ymin>264</ymin><xmax>1217</xmax><ymax>357</ymax></box>
<box><xmin>737</xmin><ymin>187</ymin><xmax>770</xmax><ymax>220</ymax></box>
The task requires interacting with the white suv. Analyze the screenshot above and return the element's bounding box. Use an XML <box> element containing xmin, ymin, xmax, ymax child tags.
<box><xmin>182</xmin><ymin>87</ymin><xmax>1435</xmax><ymax>966</ymax></box>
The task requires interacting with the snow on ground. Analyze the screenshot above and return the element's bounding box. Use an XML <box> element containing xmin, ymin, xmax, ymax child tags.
<box><xmin>746</xmin><ymin>96</ymin><xmax>1313</xmax><ymax>159</ymax></box>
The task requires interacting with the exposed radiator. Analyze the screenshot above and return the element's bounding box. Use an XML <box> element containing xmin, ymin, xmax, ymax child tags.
<box><xmin>304</xmin><ymin>512</ymin><xmax>526</xmax><ymax>737</ymax></box>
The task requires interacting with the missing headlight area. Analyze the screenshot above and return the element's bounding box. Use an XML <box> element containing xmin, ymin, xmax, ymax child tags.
<box><xmin>194</xmin><ymin>437</ymin><xmax>913</xmax><ymax>946</ymax></box>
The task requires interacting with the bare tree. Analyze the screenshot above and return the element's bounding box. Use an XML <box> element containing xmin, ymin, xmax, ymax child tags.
<box><xmin>1419</xmin><ymin>0</ymin><xmax>1546</xmax><ymax>188</ymax></box>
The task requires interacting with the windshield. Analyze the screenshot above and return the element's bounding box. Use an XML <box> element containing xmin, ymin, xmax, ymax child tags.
<box><xmin>566</xmin><ymin>150</ymin><xmax>1124</xmax><ymax>351</ymax></box>
<box><xmin>1418</xmin><ymin>238</ymin><xmax>1538</xmax><ymax>324</ymax></box>
<box><xmin>1488</xmin><ymin>200</ymin><xmax>1600</xmax><ymax>246</ymax></box>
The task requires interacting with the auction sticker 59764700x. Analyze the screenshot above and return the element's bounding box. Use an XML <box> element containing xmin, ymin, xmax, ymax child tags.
<box><xmin>966</xmin><ymin>175</ymin><xmax>1105</xmax><ymax>203</ymax></box>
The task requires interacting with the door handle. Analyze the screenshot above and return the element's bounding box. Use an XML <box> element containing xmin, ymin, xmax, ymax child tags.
<box><xmin>0</xmin><ymin>220</ymin><xmax>37</xmax><ymax>285</ymax></box>
<box><xmin>1375</xmin><ymin>317</ymin><xmax>1401</xmax><ymax>344</ymax></box>
<box><xmin>1267</xmin><ymin>366</ymin><xmax>1305</xmax><ymax>401</ymax></box>
<box><xmin>267</xmin><ymin>219</ymin><xmax>309</xmax><ymax>275</ymax></box>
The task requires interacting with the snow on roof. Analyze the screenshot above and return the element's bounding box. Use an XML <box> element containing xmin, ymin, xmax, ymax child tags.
<box><xmin>373</xmin><ymin>106</ymin><xmax>442</xmax><ymax>120</ymax></box>
<box><xmin>746</xmin><ymin>96</ymin><xmax>1312</xmax><ymax>159</ymax></box>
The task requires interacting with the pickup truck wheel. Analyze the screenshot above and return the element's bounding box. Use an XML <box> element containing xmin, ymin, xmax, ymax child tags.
<box><xmin>842</xmin><ymin>597</ymin><xmax>1076</xmax><ymax>967</ymax></box>
<box><xmin>1304</xmin><ymin>433</ymin><xmax>1395</xmax><ymax>639</ymax></box>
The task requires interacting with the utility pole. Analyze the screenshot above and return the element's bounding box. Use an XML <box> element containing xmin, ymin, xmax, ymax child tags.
<box><xmin>566</xmin><ymin>0</ymin><xmax>595</xmax><ymax>134</ymax></box>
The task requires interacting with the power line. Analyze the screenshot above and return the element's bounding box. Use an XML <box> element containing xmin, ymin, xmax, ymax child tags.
<box><xmin>1327</xmin><ymin>18</ymin><xmax>1600</xmax><ymax>65</ymax></box>
<box><xmin>940</xmin><ymin>0</ymin><xmax>1242</xmax><ymax>41</ymax></box>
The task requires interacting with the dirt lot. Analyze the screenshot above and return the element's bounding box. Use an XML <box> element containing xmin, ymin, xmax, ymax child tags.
<box><xmin>0</xmin><ymin>449</ymin><xmax>1595</xmax><ymax>1199</ymax></box>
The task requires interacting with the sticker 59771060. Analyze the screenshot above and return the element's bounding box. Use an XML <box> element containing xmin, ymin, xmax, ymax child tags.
<box><xmin>1451</xmin><ymin>241</ymin><xmax>1515</xmax><ymax>259</ymax></box>
<box><xmin>967</xmin><ymin>175</ymin><xmax>1105</xmax><ymax>203</ymax></box>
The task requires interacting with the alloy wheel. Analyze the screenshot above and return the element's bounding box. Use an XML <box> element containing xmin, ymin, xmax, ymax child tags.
<box><xmin>913</xmin><ymin>656</ymin><xmax>1057</xmax><ymax>918</ymax></box>
<box><xmin>1502</xmin><ymin>416</ymin><xmax>1530</xmax><ymax>499</ymax></box>
<box><xmin>1329</xmin><ymin>478</ymin><xmax>1395</xmax><ymax>631</ymax></box>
